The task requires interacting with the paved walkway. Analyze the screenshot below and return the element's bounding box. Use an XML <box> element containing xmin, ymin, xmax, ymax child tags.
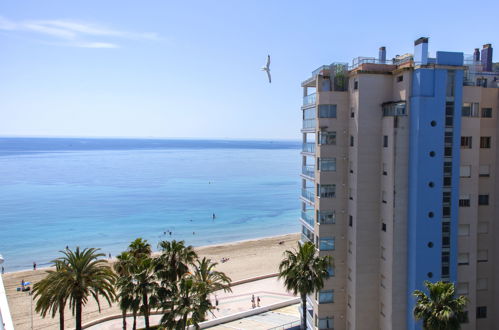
<box><xmin>206</xmin><ymin>304</ymin><xmax>300</xmax><ymax>330</ymax></box>
<box><xmin>86</xmin><ymin>276</ymin><xmax>296</xmax><ymax>330</ymax></box>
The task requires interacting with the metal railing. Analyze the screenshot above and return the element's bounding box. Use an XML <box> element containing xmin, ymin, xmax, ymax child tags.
<box><xmin>301</xmin><ymin>189</ymin><xmax>315</xmax><ymax>202</ymax></box>
<box><xmin>302</xmin><ymin>143</ymin><xmax>315</xmax><ymax>153</ymax></box>
<box><xmin>303</xmin><ymin>93</ymin><xmax>316</xmax><ymax>106</ymax></box>
<box><xmin>301</xmin><ymin>165</ymin><xmax>315</xmax><ymax>178</ymax></box>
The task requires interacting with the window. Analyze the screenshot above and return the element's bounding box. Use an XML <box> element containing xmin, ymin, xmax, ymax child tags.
<box><xmin>478</xmin><ymin>250</ymin><xmax>488</xmax><ymax>262</ymax></box>
<box><xmin>480</xmin><ymin>136</ymin><xmax>491</xmax><ymax>148</ymax></box>
<box><xmin>462</xmin><ymin>102</ymin><xmax>479</xmax><ymax>117</ymax></box>
<box><xmin>319</xmin><ymin>184</ymin><xmax>336</xmax><ymax>198</ymax></box>
<box><xmin>318</xmin><ymin>105</ymin><xmax>337</xmax><ymax>118</ymax></box>
<box><xmin>327</xmin><ymin>267</ymin><xmax>335</xmax><ymax>277</ymax></box>
<box><xmin>383</xmin><ymin>135</ymin><xmax>388</xmax><ymax>148</ymax></box>
<box><xmin>476</xmin><ymin>306</ymin><xmax>487</xmax><ymax>319</ymax></box>
<box><xmin>457</xmin><ymin>282</ymin><xmax>469</xmax><ymax>295</ymax></box>
<box><xmin>458</xmin><ymin>224</ymin><xmax>470</xmax><ymax>236</ymax></box>
<box><xmin>459</xmin><ymin>194</ymin><xmax>471</xmax><ymax>207</ymax></box>
<box><xmin>320</xmin><ymin>238</ymin><xmax>335</xmax><ymax>251</ymax></box>
<box><xmin>478</xmin><ymin>222</ymin><xmax>489</xmax><ymax>234</ymax></box>
<box><xmin>348</xmin><ymin>268</ymin><xmax>352</xmax><ymax>281</ymax></box>
<box><xmin>397</xmin><ymin>75</ymin><xmax>403</xmax><ymax>82</ymax></box>
<box><xmin>350</xmin><ymin>135</ymin><xmax>354</xmax><ymax>147</ymax></box>
<box><xmin>458</xmin><ymin>253</ymin><xmax>469</xmax><ymax>266</ymax></box>
<box><xmin>461</xmin><ymin>136</ymin><xmax>472</xmax><ymax>149</ymax></box>
<box><xmin>460</xmin><ymin>166</ymin><xmax>471</xmax><ymax>178</ymax></box>
<box><xmin>381</xmin><ymin>246</ymin><xmax>386</xmax><ymax>260</ymax></box>
<box><xmin>351</xmin><ymin>107</ymin><xmax>355</xmax><ymax>118</ymax></box>
<box><xmin>479</xmin><ymin>165</ymin><xmax>490</xmax><ymax>177</ymax></box>
<box><xmin>318</xmin><ymin>290</ymin><xmax>334</xmax><ymax>303</ymax></box>
<box><xmin>348</xmin><ymin>240</ymin><xmax>352</xmax><ymax>254</ymax></box>
<box><xmin>349</xmin><ymin>161</ymin><xmax>354</xmax><ymax>174</ymax></box>
<box><xmin>318</xmin><ymin>131</ymin><xmax>336</xmax><ymax>145</ymax></box>
<box><xmin>349</xmin><ymin>188</ymin><xmax>353</xmax><ymax>200</ymax></box>
<box><xmin>478</xmin><ymin>194</ymin><xmax>489</xmax><ymax>205</ymax></box>
<box><xmin>381</xmin><ymin>222</ymin><xmax>386</xmax><ymax>232</ymax></box>
<box><xmin>353</xmin><ymin>81</ymin><xmax>358</xmax><ymax>90</ymax></box>
<box><xmin>477</xmin><ymin>278</ymin><xmax>488</xmax><ymax>291</ymax></box>
<box><xmin>382</xmin><ymin>191</ymin><xmax>387</xmax><ymax>203</ymax></box>
<box><xmin>380</xmin><ymin>302</ymin><xmax>385</xmax><ymax>317</ymax></box>
<box><xmin>318</xmin><ymin>317</ymin><xmax>334</xmax><ymax>330</ymax></box>
<box><xmin>349</xmin><ymin>215</ymin><xmax>353</xmax><ymax>227</ymax></box>
<box><xmin>318</xmin><ymin>211</ymin><xmax>335</xmax><ymax>224</ymax></box>
<box><xmin>319</xmin><ymin>158</ymin><xmax>336</xmax><ymax>171</ymax></box>
<box><xmin>481</xmin><ymin>107</ymin><xmax>492</xmax><ymax>118</ymax></box>
<box><xmin>382</xmin><ymin>102</ymin><xmax>406</xmax><ymax>116</ymax></box>
<box><xmin>382</xmin><ymin>163</ymin><xmax>387</xmax><ymax>175</ymax></box>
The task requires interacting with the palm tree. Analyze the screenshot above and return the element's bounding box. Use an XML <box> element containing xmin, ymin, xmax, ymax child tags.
<box><xmin>278</xmin><ymin>242</ymin><xmax>332</xmax><ymax>330</ymax></box>
<box><xmin>46</xmin><ymin>247</ymin><xmax>116</xmax><ymax>330</ymax></box>
<box><xmin>128</xmin><ymin>238</ymin><xmax>152</xmax><ymax>259</ymax></box>
<box><xmin>114</xmin><ymin>251</ymin><xmax>140</xmax><ymax>330</ymax></box>
<box><xmin>133</xmin><ymin>257</ymin><xmax>158</xmax><ymax>330</ymax></box>
<box><xmin>32</xmin><ymin>261</ymin><xmax>68</xmax><ymax>330</ymax></box>
<box><xmin>155</xmin><ymin>240</ymin><xmax>197</xmax><ymax>284</ymax></box>
<box><xmin>191</xmin><ymin>257</ymin><xmax>231</xmax><ymax>321</ymax></box>
<box><xmin>160</xmin><ymin>276</ymin><xmax>210</xmax><ymax>330</ymax></box>
<box><xmin>413</xmin><ymin>281</ymin><xmax>468</xmax><ymax>330</ymax></box>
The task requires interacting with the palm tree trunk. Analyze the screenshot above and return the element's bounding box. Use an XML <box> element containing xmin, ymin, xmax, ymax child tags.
<box><xmin>301</xmin><ymin>293</ymin><xmax>307</xmax><ymax>330</ymax></box>
<box><xmin>76</xmin><ymin>298</ymin><xmax>83</xmax><ymax>330</ymax></box>
<box><xmin>59</xmin><ymin>304</ymin><xmax>64</xmax><ymax>330</ymax></box>
<box><xmin>122</xmin><ymin>309</ymin><xmax>127</xmax><ymax>330</ymax></box>
<box><xmin>132</xmin><ymin>312</ymin><xmax>137</xmax><ymax>330</ymax></box>
<box><xmin>143</xmin><ymin>292</ymin><xmax>150</xmax><ymax>329</ymax></box>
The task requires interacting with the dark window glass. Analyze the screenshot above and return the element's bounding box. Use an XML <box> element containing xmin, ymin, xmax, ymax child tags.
<box><xmin>383</xmin><ymin>135</ymin><xmax>388</xmax><ymax>148</ymax></box>
<box><xmin>349</xmin><ymin>215</ymin><xmax>352</xmax><ymax>227</ymax></box>
<box><xmin>353</xmin><ymin>81</ymin><xmax>358</xmax><ymax>90</ymax></box>
<box><xmin>397</xmin><ymin>75</ymin><xmax>403</xmax><ymax>82</ymax></box>
<box><xmin>443</xmin><ymin>177</ymin><xmax>452</xmax><ymax>186</ymax></box>
<box><xmin>461</xmin><ymin>136</ymin><xmax>472</xmax><ymax>148</ymax></box>
<box><xmin>478</xmin><ymin>195</ymin><xmax>489</xmax><ymax>205</ymax></box>
<box><xmin>481</xmin><ymin>108</ymin><xmax>492</xmax><ymax>118</ymax></box>
<box><xmin>318</xmin><ymin>105</ymin><xmax>337</xmax><ymax>118</ymax></box>
<box><xmin>477</xmin><ymin>306</ymin><xmax>487</xmax><ymax>319</ymax></box>
<box><xmin>350</xmin><ymin>136</ymin><xmax>354</xmax><ymax>147</ymax></box>
<box><xmin>480</xmin><ymin>137</ymin><xmax>491</xmax><ymax>148</ymax></box>
<box><xmin>381</xmin><ymin>223</ymin><xmax>386</xmax><ymax>232</ymax></box>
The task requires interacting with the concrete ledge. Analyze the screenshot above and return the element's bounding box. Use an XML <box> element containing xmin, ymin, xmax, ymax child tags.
<box><xmin>82</xmin><ymin>311</ymin><xmax>163</xmax><ymax>329</ymax></box>
<box><xmin>0</xmin><ymin>275</ymin><xmax>14</xmax><ymax>330</ymax></box>
<box><xmin>189</xmin><ymin>297</ymin><xmax>300</xmax><ymax>329</ymax></box>
<box><xmin>229</xmin><ymin>273</ymin><xmax>278</xmax><ymax>286</ymax></box>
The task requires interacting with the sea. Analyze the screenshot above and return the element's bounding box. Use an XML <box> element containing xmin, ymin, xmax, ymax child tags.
<box><xmin>0</xmin><ymin>138</ymin><xmax>301</xmax><ymax>272</ymax></box>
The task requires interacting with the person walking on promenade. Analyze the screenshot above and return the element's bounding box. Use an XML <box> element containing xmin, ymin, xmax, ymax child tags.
<box><xmin>251</xmin><ymin>294</ymin><xmax>255</xmax><ymax>308</ymax></box>
<box><xmin>257</xmin><ymin>296</ymin><xmax>261</xmax><ymax>307</ymax></box>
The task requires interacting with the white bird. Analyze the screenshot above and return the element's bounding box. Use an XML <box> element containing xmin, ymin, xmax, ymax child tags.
<box><xmin>261</xmin><ymin>55</ymin><xmax>271</xmax><ymax>83</ymax></box>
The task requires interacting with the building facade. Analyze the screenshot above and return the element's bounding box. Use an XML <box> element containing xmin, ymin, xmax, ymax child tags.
<box><xmin>299</xmin><ymin>38</ymin><xmax>499</xmax><ymax>330</ymax></box>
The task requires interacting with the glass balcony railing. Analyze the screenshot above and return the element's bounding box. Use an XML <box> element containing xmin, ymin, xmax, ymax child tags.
<box><xmin>301</xmin><ymin>189</ymin><xmax>315</xmax><ymax>202</ymax></box>
<box><xmin>303</xmin><ymin>93</ymin><xmax>316</xmax><ymax>106</ymax></box>
<box><xmin>302</xmin><ymin>143</ymin><xmax>315</xmax><ymax>153</ymax></box>
<box><xmin>301</xmin><ymin>210</ymin><xmax>315</xmax><ymax>227</ymax></box>
<box><xmin>302</xmin><ymin>118</ymin><xmax>316</xmax><ymax>129</ymax></box>
<box><xmin>302</xmin><ymin>165</ymin><xmax>315</xmax><ymax>178</ymax></box>
<box><xmin>301</xmin><ymin>233</ymin><xmax>313</xmax><ymax>244</ymax></box>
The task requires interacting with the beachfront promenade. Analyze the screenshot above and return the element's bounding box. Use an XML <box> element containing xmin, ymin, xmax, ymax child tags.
<box><xmin>86</xmin><ymin>276</ymin><xmax>299</xmax><ymax>329</ymax></box>
<box><xmin>3</xmin><ymin>233</ymin><xmax>300</xmax><ymax>330</ymax></box>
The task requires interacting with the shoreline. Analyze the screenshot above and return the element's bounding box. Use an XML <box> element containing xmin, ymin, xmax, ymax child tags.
<box><xmin>2</xmin><ymin>232</ymin><xmax>299</xmax><ymax>275</ymax></box>
<box><xmin>3</xmin><ymin>232</ymin><xmax>300</xmax><ymax>330</ymax></box>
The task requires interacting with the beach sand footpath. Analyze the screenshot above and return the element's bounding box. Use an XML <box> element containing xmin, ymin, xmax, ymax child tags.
<box><xmin>3</xmin><ymin>233</ymin><xmax>299</xmax><ymax>330</ymax></box>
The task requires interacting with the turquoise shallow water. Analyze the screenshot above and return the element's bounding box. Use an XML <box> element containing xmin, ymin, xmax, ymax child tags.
<box><xmin>0</xmin><ymin>138</ymin><xmax>301</xmax><ymax>271</ymax></box>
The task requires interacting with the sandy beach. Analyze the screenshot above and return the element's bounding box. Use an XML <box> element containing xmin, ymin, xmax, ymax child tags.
<box><xmin>3</xmin><ymin>233</ymin><xmax>299</xmax><ymax>330</ymax></box>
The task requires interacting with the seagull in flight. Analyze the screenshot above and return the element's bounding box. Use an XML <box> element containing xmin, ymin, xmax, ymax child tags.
<box><xmin>261</xmin><ymin>55</ymin><xmax>271</xmax><ymax>83</ymax></box>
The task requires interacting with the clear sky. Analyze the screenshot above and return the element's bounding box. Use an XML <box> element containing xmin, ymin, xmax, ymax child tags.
<box><xmin>0</xmin><ymin>0</ymin><xmax>497</xmax><ymax>140</ymax></box>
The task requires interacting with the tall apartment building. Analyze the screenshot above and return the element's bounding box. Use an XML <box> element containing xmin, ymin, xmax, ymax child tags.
<box><xmin>299</xmin><ymin>38</ymin><xmax>499</xmax><ymax>330</ymax></box>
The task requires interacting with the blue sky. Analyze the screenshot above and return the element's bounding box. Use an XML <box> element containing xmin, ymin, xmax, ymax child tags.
<box><xmin>0</xmin><ymin>0</ymin><xmax>497</xmax><ymax>140</ymax></box>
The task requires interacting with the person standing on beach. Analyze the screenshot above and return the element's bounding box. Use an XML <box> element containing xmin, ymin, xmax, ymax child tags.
<box><xmin>33</xmin><ymin>262</ymin><xmax>36</xmax><ymax>271</ymax></box>
<box><xmin>1</xmin><ymin>266</ymin><xmax>4</xmax><ymax>274</ymax></box>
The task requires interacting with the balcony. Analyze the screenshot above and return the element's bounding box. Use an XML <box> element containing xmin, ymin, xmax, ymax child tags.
<box><xmin>301</xmin><ymin>210</ymin><xmax>315</xmax><ymax>227</ymax></box>
<box><xmin>302</xmin><ymin>143</ymin><xmax>315</xmax><ymax>153</ymax></box>
<box><xmin>303</xmin><ymin>93</ymin><xmax>316</xmax><ymax>107</ymax></box>
<box><xmin>302</xmin><ymin>118</ymin><xmax>316</xmax><ymax>130</ymax></box>
<box><xmin>302</xmin><ymin>165</ymin><xmax>315</xmax><ymax>178</ymax></box>
<box><xmin>301</xmin><ymin>233</ymin><xmax>313</xmax><ymax>244</ymax></box>
<box><xmin>301</xmin><ymin>188</ymin><xmax>315</xmax><ymax>203</ymax></box>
